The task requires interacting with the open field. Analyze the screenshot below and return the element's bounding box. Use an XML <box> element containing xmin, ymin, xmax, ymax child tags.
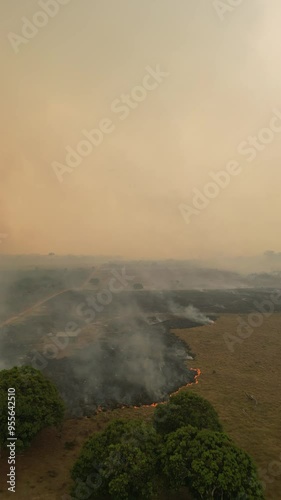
<box><xmin>175</xmin><ymin>313</ymin><xmax>281</xmax><ymax>500</ymax></box>
<box><xmin>0</xmin><ymin>312</ymin><xmax>280</xmax><ymax>498</ymax></box>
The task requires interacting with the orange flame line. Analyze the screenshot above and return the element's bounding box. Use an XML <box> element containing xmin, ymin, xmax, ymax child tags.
<box><xmin>96</xmin><ymin>369</ymin><xmax>202</xmax><ymax>413</ymax></box>
<box><xmin>132</xmin><ymin>367</ymin><xmax>202</xmax><ymax>410</ymax></box>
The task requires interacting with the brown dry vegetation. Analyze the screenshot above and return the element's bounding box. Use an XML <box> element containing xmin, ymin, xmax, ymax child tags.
<box><xmin>0</xmin><ymin>313</ymin><xmax>280</xmax><ymax>499</ymax></box>
<box><xmin>174</xmin><ymin>313</ymin><xmax>281</xmax><ymax>500</ymax></box>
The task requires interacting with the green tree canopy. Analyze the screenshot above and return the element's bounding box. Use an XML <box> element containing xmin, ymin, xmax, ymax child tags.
<box><xmin>153</xmin><ymin>391</ymin><xmax>222</xmax><ymax>435</ymax></box>
<box><xmin>161</xmin><ymin>426</ymin><xmax>264</xmax><ymax>499</ymax></box>
<box><xmin>0</xmin><ymin>365</ymin><xmax>65</xmax><ymax>450</ymax></box>
<box><xmin>71</xmin><ymin>419</ymin><xmax>161</xmax><ymax>500</ymax></box>
<box><xmin>71</xmin><ymin>397</ymin><xmax>264</xmax><ymax>500</ymax></box>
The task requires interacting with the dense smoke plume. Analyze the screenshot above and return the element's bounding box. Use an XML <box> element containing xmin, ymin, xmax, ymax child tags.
<box><xmin>42</xmin><ymin>305</ymin><xmax>196</xmax><ymax>416</ymax></box>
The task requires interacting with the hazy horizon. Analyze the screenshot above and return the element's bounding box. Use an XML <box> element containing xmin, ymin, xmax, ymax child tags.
<box><xmin>1</xmin><ymin>1</ymin><xmax>281</xmax><ymax>259</ymax></box>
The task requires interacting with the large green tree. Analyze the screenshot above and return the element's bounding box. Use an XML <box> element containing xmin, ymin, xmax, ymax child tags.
<box><xmin>71</xmin><ymin>419</ymin><xmax>161</xmax><ymax>500</ymax></box>
<box><xmin>71</xmin><ymin>394</ymin><xmax>264</xmax><ymax>500</ymax></box>
<box><xmin>0</xmin><ymin>365</ymin><xmax>65</xmax><ymax>450</ymax></box>
<box><xmin>153</xmin><ymin>391</ymin><xmax>222</xmax><ymax>435</ymax></box>
<box><xmin>161</xmin><ymin>426</ymin><xmax>264</xmax><ymax>499</ymax></box>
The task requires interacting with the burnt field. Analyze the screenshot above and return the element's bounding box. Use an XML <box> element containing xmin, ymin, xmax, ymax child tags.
<box><xmin>1</xmin><ymin>310</ymin><xmax>280</xmax><ymax>499</ymax></box>
<box><xmin>0</xmin><ymin>284</ymin><xmax>281</xmax><ymax>498</ymax></box>
<box><xmin>42</xmin><ymin>287</ymin><xmax>281</xmax><ymax>318</ymax></box>
<box><xmin>42</xmin><ymin>318</ymin><xmax>198</xmax><ymax>417</ymax></box>
<box><xmin>1</xmin><ymin>313</ymin><xmax>202</xmax><ymax>417</ymax></box>
<box><xmin>110</xmin><ymin>288</ymin><xmax>281</xmax><ymax>314</ymax></box>
<box><xmin>0</xmin><ymin>287</ymin><xmax>280</xmax><ymax>417</ymax></box>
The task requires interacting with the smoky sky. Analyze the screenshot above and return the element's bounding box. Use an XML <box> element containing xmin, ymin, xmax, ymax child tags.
<box><xmin>1</xmin><ymin>0</ymin><xmax>281</xmax><ymax>259</ymax></box>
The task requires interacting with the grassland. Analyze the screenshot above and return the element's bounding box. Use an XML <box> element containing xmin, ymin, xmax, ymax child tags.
<box><xmin>175</xmin><ymin>313</ymin><xmax>281</xmax><ymax>500</ymax></box>
<box><xmin>0</xmin><ymin>313</ymin><xmax>280</xmax><ymax>499</ymax></box>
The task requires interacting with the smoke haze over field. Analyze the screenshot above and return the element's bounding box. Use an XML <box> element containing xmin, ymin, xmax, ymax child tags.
<box><xmin>1</xmin><ymin>1</ymin><xmax>281</xmax><ymax>258</ymax></box>
<box><xmin>168</xmin><ymin>301</ymin><xmax>214</xmax><ymax>325</ymax></box>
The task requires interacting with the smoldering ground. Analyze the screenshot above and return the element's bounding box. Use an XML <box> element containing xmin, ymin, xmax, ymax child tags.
<box><xmin>3</xmin><ymin>267</ymin><xmax>281</xmax><ymax>417</ymax></box>
<box><xmin>41</xmin><ymin>305</ymin><xmax>197</xmax><ymax>417</ymax></box>
<box><xmin>0</xmin><ymin>279</ymin><xmax>202</xmax><ymax>416</ymax></box>
<box><xmin>167</xmin><ymin>300</ymin><xmax>214</xmax><ymax>325</ymax></box>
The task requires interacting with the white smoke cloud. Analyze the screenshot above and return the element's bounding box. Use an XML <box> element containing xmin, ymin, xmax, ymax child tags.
<box><xmin>168</xmin><ymin>300</ymin><xmax>214</xmax><ymax>325</ymax></box>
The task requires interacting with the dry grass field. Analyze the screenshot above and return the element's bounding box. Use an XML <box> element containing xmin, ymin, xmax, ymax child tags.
<box><xmin>174</xmin><ymin>313</ymin><xmax>281</xmax><ymax>500</ymax></box>
<box><xmin>0</xmin><ymin>313</ymin><xmax>280</xmax><ymax>499</ymax></box>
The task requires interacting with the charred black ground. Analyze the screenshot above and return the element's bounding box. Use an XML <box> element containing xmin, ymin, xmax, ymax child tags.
<box><xmin>1</xmin><ymin>286</ymin><xmax>280</xmax><ymax>417</ymax></box>
<box><xmin>41</xmin><ymin>317</ymin><xmax>198</xmax><ymax>417</ymax></box>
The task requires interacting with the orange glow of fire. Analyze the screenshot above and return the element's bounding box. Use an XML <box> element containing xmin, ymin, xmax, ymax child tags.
<box><xmin>132</xmin><ymin>367</ymin><xmax>202</xmax><ymax>410</ymax></box>
<box><xmin>95</xmin><ymin>368</ymin><xmax>202</xmax><ymax>413</ymax></box>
